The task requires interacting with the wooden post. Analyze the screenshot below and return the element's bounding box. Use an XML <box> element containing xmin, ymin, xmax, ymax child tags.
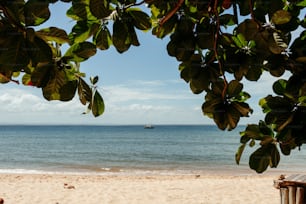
<box><xmin>296</xmin><ymin>187</ymin><xmax>304</xmax><ymax>204</ymax></box>
<box><xmin>289</xmin><ymin>186</ymin><xmax>296</xmax><ymax>204</ymax></box>
<box><xmin>281</xmin><ymin>187</ymin><xmax>289</xmax><ymax>204</ymax></box>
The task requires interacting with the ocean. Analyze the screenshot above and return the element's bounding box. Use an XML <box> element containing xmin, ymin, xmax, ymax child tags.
<box><xmin>0</xmin><ymin>125</ymin><xmax>305</xmax><ymax>175</ymax></box>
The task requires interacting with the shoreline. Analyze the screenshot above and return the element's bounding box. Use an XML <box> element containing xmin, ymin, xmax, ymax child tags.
<box><xmin>0</xmin><ymin>165</ymin><xmax>304</xmax><ymax>176</ymax></box>
<box><xmin>0</xmin><ymin>171</ymin><xmax>283</xmax><ymax>204</ymax></box>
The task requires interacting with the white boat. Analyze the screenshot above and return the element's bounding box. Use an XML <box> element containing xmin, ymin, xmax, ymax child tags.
<box><xmin>144</xmin><ymin>124</ymin><xmax>154</xmax><ymax>129</ymax></box>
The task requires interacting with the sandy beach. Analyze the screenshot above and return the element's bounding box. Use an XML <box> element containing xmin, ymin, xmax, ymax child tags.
<box><xmin>0</xmin><ymin>172</ymin><xmax>281</xmax><ymax>204</ymax></box>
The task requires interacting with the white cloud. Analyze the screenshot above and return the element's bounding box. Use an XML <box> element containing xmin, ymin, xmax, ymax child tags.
<box><xmin>101</xmin><ymin>81</ymin><xmax>195</xmax><ymax>104</ymax></box>
<box><xmin>0</xmin><ymin>88</ymin><xmax>82</xmax><ymax>114</ymax></box>
<box><xmin>0</xmin><ymin>76</ymin><xmax>275</xmax><ymax>125</ymax></box>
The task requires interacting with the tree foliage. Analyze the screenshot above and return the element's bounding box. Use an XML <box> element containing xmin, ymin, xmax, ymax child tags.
<box><xmin>0</xmin><ymin>0</ymin><xmax>305</xmax><ymax>173</ymax></box>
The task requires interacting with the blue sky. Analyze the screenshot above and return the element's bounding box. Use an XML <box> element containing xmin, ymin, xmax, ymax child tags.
<box><xmin>0</xmin><ymin>2</ymin><xmax>300</xmax><ymax>125</ymax></box>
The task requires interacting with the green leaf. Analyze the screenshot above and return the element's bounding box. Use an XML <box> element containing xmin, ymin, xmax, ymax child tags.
<box><xmin>67</xmin><ymin>1</ymin><xmax>97</xmax><ymax>21</ymax></box>
<box><xmin>89</xmin><ymin>0</ymin><xmax>112</xmax><ymax>19</ymax></box>
<box><xmin>227</xmin><ymin>80</ymin><xmax>243</xmax><ymax>97</ymax></box>
<box><xmin>202</xmin><ymin>97</ymin><xmax>223</xmax><ymax>114</ymax></box>
<box><xmin>42</xmin><ymin>67</ymin><xmax>77</xmax><ymax>101</ymax></box>
<box><xmin>69</xmin><ymin>21</ymin><xmax>99</xmax><ymax>44</ymax></box>
<box><xmin>152</xmin><ymin>15</ymin><xmax>177</xmax><ymax>38</ymax></box>
<box><xmin>128</xmin><ymin>9</ymin><xmax>152</xmax><ymax>31</ymax></box>
<box><xmin>235</xmin><ymin>144</ymin><xmax>246</xmax><ymax>165</ymax></box>
<box><xmin>270</xmin><ymin>144</ymin><xmax>280</xmax><ymax>168</ymax></box>
<box><xmin>273</xmin><ymin>79</ymin><xmax>287</xmax><ymax>95</ymax></box>
<box><xmin>0</xmin><ymin>34</ymin><xmax>29</xmax><ymax>72</ymax></box>
<box><xmin>232</xmin><ymin>35</ymin><xmax>243</xmax><ymax>48</ymax></box>
<box><xmin>226</xmin><ymin>105</ymin><xmax>241</xmax><ymax>130</ymax></box>
<box><xmin>26</xmin><ymin>36</ymin><xmax>53</xmax><ymax>66</ymax></box>
<box><xmin>22</xmin><ymin>73</ymin><xmax>32</xmax><ymax>86</ymax></box>
<box><xmin>272</xmin><ymin>10</ymin><xmax>292</xmax><ymax>25</ymax></box>
<box><xmin>241</xmin><ymin>124</ymin><xmax>263</xmax><ymax>140</ymax></box>
<box><xmin>245</xmin><ymin>64</ymin><xmax>262</xmax><ymax>81</ymax></box>
<box><xmin>94</xmin><ymin>26</ymin><xmax>112</xmax><ymax>50</ymax></box>
<box><xmin>189</xmin><ymin>71</ymin><xmax>210</xmax><ymax>94</ymax></box>
<box><xmin>31</xmin><ymin>62</ymin><xmax>53</xmax><ymax>87</ymax></box>
<box><xmin>63</xmin><ymin>42</ymin><xmax>97</xmax><ymax>62</ymax></box>
<box><xmin>249</xmin><ymin>146</ymin><xmax>271</xmax><ymax>173</ymax></box>
<box><xmin>36</xmin><ymin>27</ymin><xmax>70</xmax><ymax>44</ymax></box>
<box><xmin>127</xmin><ymin>24</ymin><xmax>140</xmax><ymax>46</ymax></box>
<box><xmin>249</xmin><ymin>139</ymin><xmax>256</xmax><ymax>147</ymax></box>
<box><xmin>232</xmin><ymin>102</ymin><xmax>253</xmax><ymax>117</ymax></box>
<box><xmin>167</xmin><ymin>33</ymin><xmax>195</xmax><ymax>61</ymax></box>
<box><xmin>78</xmin><ymin>77</ymin><xmax>92</xmax><ymax>105</ymax></box>
<box><xmin>112</xmin><ymin>20</ymin><xmax>130</xmax><ymax>53</ymax></box>
<box><xmin>92</xmin><ymin>90</ymin><xmax>105</xmax><ymax>117</ymax></box>
<box><xmin>297</xmin><ymin>0</ymin><xmax>306</xmax><ymax>6</ymax></box>
<box><xmin>59</xmin><ymin>80</ymin><xmax>78</xmax><ymax>101</ymax></box>
<box><xmin>219</xmin><ymin>14</ymin><xmax>236</xmax><ymax>26</ymax></box>
<box><xmin>90</xmin><ymin>76</ymin><xmax>99</xmax><ymax>85</ymax></box>
<box><xmin>24</xmin><ymin>0</ymin><xmax>50</xmax><ymax>26</ymax></box>
<box><xmin>236</xmin><ymin>20</ymin><xmax>258</xmax><ymax>41</ymax></box>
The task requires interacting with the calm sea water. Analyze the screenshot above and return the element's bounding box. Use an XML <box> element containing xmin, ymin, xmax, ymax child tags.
<box><xmin>0</xmin><ymin>125</ymin><xmax>305</xmax><ymax>174</ymax></box>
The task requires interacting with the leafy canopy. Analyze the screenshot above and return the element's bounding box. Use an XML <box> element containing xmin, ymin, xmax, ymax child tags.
<box><xmin>0</xmin><ymin>0</ymin><xmax>305</xmax><ymax>173</ymax></box>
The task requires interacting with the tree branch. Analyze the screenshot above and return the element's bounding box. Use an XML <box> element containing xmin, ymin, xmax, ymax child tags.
<box><xmin>212</xmin><ymin>0</ymin><xmax>228</xmax><ymax>99</ymax></box>
<box><xmin>125</xmin><ymin>1</ymin><xmax>146</xmax><ymax>9</ymax></box>
<box><xmin>0</xmin><ymin>73</ymin><xmax>20</xmax><ymax>85</ymax></box>
<box><xmin>159</xmin><ymin>0</ymin><xmax>184</xmax><ymax>26</ymax></box>
<box><xmin>249</xmin><ymin>0</ymin><xmax>255</xmax><ymax>20</ymax></box>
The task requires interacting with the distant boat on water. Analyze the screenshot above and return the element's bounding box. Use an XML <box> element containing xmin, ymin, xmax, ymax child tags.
<box><xmin>144</xmin><ymin>124</ymin><xmax>154</xmax><ymax>129</ymax></box>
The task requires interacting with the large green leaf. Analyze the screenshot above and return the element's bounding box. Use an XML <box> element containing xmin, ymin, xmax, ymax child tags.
<box><xmin>63</xmin><ymin>41</ymin><xmax>97</xmax><ymax>62</ymax></box>
<box><xmin>78</xmin><ymin>77</ymin><xmax>92</xmax><ymax>105</ymax></box>
<box><xmin>167</xmin><ymin>32</ymin><xmax>195</xmax><ymax>61</ymax></box>
<box><xmin>128</xmin><ymin>9</ymin><xmax>152</xmax><ymax>31</ymax></box>
<box><xmin>69</xmin><ymin>21</ymin><xmax>99</xmax><ymax>44</ymax></box>
<box><xmin>195</xmin><ymin>19</ymin><xmax>214</xmax><ymax>49</ymax></box>
<box><xmin>92</xmin><ymin>90</ymin><xmax>105</xmax><ymax>117</ymax></box>
<box><xmin>0</xmin><ymin>34</ymin><xmax>29</xmax><ymax>72</ymax></box>
<box><xmin>127</xmin><ymin>24</ymin><xmax>140</xmax><ymax>46</ymax></box>
<box><xmin>36</xmin><ymin>27</ymin><xmax>70</xmax><ymax>44</ymax></box>
<box><xmin>112</xmin><ymin>20</ymin><xmax>130</xmax><ymax>53</ymax></box>
<box><xmin>42</xmin><ymin>67</ymin><xmax>77</xmax><ymax>101</ymax></box>
<box><xmin>26</xmin><ymin>36</ymin><xmax>53</xmax><ymax>66</ymax></box>
<box><xmin>93</xmin><ymin>26</ymin><xmax>112</xmax><ymax>50</ymax></box>
<box><xmin>270</xmin><ymin>144</ymin><xmax>280</xmax><ymax>168</ymax></box>
<box><xmin>249</xmin><ymin>146</ymin><xmax>271</xmax><ymax>173</ymax></box>
<box><xmin>189</xmin><ymin>70</ymin><xmax>210</xmax><ymax>94</ymax></box>
<box><xmin>236</xmin><ymin>20</ymin><xmax>258</xmax><ymax>41</ymax></box>
<box><xmin>226</xmin><ymin>105</ymin><xmax>241</xmax><ymax>130</ymax></box>
<box><xmin>227</xmin><ymin>80</ymin><xmax>243</xmax><ymax>98</ymax></box>
<box><xmin>59</xmin><ymin>80</ymin><xmax>78</xmax><ymax>101</ymax></box>
<box><xmin>89</xmin><ymin>0</ymin><xmax>112</xmax><ymax>19</ymax></box>
<box><xmin>67</xmin><ymin>0</ymin><xmax>96</xmax><ymax>21</ymax></box>
<box><xmin>232</xmin><ymin>102</ymin><xmax>253</xmax><ymax>117</ymax></box>
<box><xmin>31</xmin><ymin>62</ymin><xmax>53</xmax><ymax>87</ymax></box>
<box><xmin>24</xmin><ymin>0</ymin><xmax>50</xmax><ymax>26</ymax></box>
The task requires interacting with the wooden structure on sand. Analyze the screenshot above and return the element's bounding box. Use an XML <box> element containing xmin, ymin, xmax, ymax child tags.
<box><xmin>274</xmin><ymin>174</ymin><xmax>306</xmax><ymax>204</ymax></box>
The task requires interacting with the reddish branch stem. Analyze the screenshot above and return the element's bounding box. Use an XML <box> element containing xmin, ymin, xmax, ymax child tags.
<box><xmin>159</xmin><ymin>0</ymin><xmax>184</xmax><ymax>26</ymax></box>
<box><xmin>212</xmin><ymin>0</ymin><xmax>228</xmax><ymax>99</ymax></box>
<box><xmin>249</xmin><ymin>0</ymin><xmax>255</xmax><ymax>20</ymax></box>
